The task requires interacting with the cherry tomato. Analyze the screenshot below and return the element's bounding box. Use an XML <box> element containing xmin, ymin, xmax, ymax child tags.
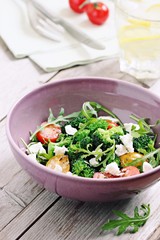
<box><xmin>107</xmin><ymin>121</ymin><xmax>118</xmax><ymax>129</ymax></box>
<box><xmin>69</xmin><ymin>0</ymin><xmax>87</xmax><ymax>13</ymax></box>
<box><xmin>120</xmin><ymin>152</ymin><xmax>144</xmax><ymax>168</ymax></box>
<box><xmin>93</xmin><ymin>172</ymin><xmax>105</xmax><ymax>179</ymax></box>
<box><xmin>103</xmin><ymin>172</ymin><xmax>120</xmax><ymax>178</ymax></box>
<box><xmin>121</xmin><ymin>166</ymin><xmax>140</xmax><ymax>177</ymax></box>
<box><xmin>36</xmin><ymin>122</ymin><xmax>61</xmax><ymax>144</ymax></box>
<box><xmin>86</xmin><ymin>2</ymin><xmax>109</xmax><ymax>25</ymax></box>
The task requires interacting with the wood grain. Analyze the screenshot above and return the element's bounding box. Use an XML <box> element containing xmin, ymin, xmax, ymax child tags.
<box><xmin>0</xmin><ymin>36</ymin><xmax>160</xmax><ymax>240</ymax></box>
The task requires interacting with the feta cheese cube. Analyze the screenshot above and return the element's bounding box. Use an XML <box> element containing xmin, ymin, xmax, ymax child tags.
<box><xmin>120</xmin><ymin>134</ymin><xmax>134</xmax><ymax>153</ymax></box>
<box><xmin>115</xmin><ymin>144</ymin><xmax>128</xmax><ymax>156</ymax></box>
<box><xmin>143</xmin><ymin>162</ymin><xmax>153</xmax><ymax>173</ymax></box>
<box><xmin>65</xmin><ymin>125</ymin><xmax>77</xmax><ymax>135</ymax></box>
<box><xmin>54</xmin><ymin>164</ymin><xmax>63</xmax><ymax>172</ymax></box>
<box><xmin>54</xmin><ymin>146</ymin><xmax>68</xmax><ymax>155</ymax></box>
<box><xmin>28</xmin><ymin>153</ymin><xmax>37</xmax><ymax>161</ymax></box>
<box><xmin>105</xmin><ymin>162</ymin><xmax>121</xmax><ymax>176</ymax></box>
<box><xmin>124</xmin><ymin>123</ymin><xmax>140</xmax><ymax>133</ymax></box>
<box><xmin>65</xmin><ymin>171</ymin><xmax>73</xmax><ymax>176</ymax></box>
<box><xmin>28</xmin><ymin>142</ymin><xmax>46</xmax><ymax>154</ymax></box>
<box><xmin>89</xmin><ymin>157</ymin><xmax>99</xmax><ymax>166</ymax></box>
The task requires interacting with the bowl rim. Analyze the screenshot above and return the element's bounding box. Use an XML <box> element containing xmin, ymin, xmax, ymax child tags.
<box><xmin>6</xmin><ymin>76</ymin><xmax>160</xmax><ymax>183</ymax></box>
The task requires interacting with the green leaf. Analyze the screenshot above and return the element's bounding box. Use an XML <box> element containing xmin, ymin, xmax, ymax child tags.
<box><xmin>117</xmin><ymin>223</ymin><xmax>129</xmax><ymax>235</ymax></box>
<box><xmin>112</xmin><ymin>210</ymin><xmax>130</xmax><ymax>220</ymax></box>
<box><xmin>101</xmin><ymin>204</ymin><xmax>150</xmax><ymax>236</ymax></box>
<box><xmin>48</xmin><ymin>108</ymin><xmax>55</xmax><ymax>122</ymax></box>
<box><xmin>102</xmin><ymin>219</ymin><xmax>127</xmax><ymax>230</ymax></box>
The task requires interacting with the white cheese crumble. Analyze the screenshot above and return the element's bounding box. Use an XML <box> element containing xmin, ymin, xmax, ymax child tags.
<box><xmin>28</xmin><ymin>153</ymin><xmax>37</xmax><ymax>161</ymax></box>
<box><xmin>65</xmin><ymin>171</ymin><xmax>73</xmax><ymax>176</ymax></box>
<box><xmin>54</xmin><ymin>146</ymin><xmax>68</xmax><ymax>155</ymax></box>
<box><xmin>105</xmin><ymin>162</ymin><xmax>121</xmax><ymax>176</ymax></box>
<box><xmin>120</xmin><ymin>133</ymin><xmax>134</xmax><ymax>153</ymax></box>
<box><xmin>143</xmin><ymin>162</ymin><xmax>153</xmax><ymax>173</ymax></box>
<box><xmin>89</xmin><ymin>157</ymin><xmax>99</xmax><ymax>166</ymax></box>
<box><xmin>65</xmin><ymin>125</ymin><xmax>77</xmax><ymax>135</ymax></box>
<box><xmin>28</xmin><ymin>142</ymin><xmax>46</xmax><ymax>154</ymax></box>
<box><xmin>98</xmin><ymin>116</ymin><xmax>119</xmax><ymax>123</ymax></box>
<box><xmin>54</xmin><ymin>164</ymin><xmax>63</xmax><ymax>172</ymax></box>
<box><xmin>115</xmin><ymin>144</ymin><xmax>128</xmax><ymax>156</ymax></box>
<box><xmin>124</xmin><ymin>123</ymin><xmax>140</xmax><ymax>133</ymax></box>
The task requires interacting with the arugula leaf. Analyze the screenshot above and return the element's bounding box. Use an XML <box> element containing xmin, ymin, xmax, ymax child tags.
<box><xmin>82</xmin><ymin>102</ymin><xmax>124</xmax><ymax>127</ymax></box>
<box><xmin>125</xmin><ymin>148</ymin><xmax>160</xmax><ymax>167</ymax></box>
<box><xmin>102</xmin><ymin>204</ymin><xmax>150</xmax><ymax>235</ymax></box>
<box><xmin>47</xmin><ymin>108</ymin><xmax>56</xmax><ymax>123</ymax></box>
<box><xmin>30</xmin><ymin>109</ymin><xmax>80</xmax><ymax>141</ymax></box>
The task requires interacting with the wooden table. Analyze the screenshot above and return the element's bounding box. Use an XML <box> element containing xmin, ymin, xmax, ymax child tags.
<box><xmin>0</xmin><ymin>37</ymin><xmax>160</xmax><ymax>240</ymax></box>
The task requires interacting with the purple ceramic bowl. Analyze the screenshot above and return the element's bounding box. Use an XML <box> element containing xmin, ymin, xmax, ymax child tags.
<box><xmin>6</xmin><ymin>77</ymin><xmax>160</xmax><ymax>202</ymax></box>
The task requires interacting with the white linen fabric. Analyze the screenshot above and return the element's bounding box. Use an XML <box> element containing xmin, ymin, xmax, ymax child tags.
<box><xmin>0</xmin><ymin>0</ymin><xmax>119</xmax><ymax>72</ymax></box>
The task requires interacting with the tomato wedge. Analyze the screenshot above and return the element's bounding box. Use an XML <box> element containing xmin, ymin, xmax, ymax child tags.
<box><xmin>36</xmin><ymin>123</ymin><xmax>61</xmax><ymax>144</ymax></box>
<box><xmin>107</xmin><ymin>121</ymin><xmax>118</xmax><ymax>129</ymax></box>
<box><xmin>93</xmin><ymin>172</ymin><xmax>105</xmax><ymax>179</ymax></box>
<box><xmin>121</xmin><ymin>166</ymin><xmax>140</xmax><ymax>177</ymax></box>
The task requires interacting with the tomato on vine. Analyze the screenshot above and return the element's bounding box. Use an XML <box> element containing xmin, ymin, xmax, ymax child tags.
<box><xmin>69</xmin><ymin>0</ymin><xmax>87</xmax><ymax>13</ymax></box>
<box><xmin>85</xmin><ymin>2</ymin><xmax>109</xmax><ymax>25</ymax></box>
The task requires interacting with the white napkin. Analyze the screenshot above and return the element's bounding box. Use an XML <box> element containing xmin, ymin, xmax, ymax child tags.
<box><xmin>0</xmin><ymin>0</ymin><xmax>119</xmax><ymax>72</ymax></box>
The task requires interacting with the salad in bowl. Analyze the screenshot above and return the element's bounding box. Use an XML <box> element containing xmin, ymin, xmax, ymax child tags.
<box><xmin>23</xmin><ymin>101</ymin><xmax>160</xmax><ymax>179</ymax></box>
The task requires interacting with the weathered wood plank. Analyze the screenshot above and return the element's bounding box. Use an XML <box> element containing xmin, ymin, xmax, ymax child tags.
<box><xmin>0</xmin><ymin>191</ymin><xmax>59</xmax><ymax>240</ymax></box>
<box><xmin>13</xmin><ymin>182</ymin><xmax>159</xmax><ymax>240</ymax></box>
<box><xmin>0</xmin><ymin>189</ymin><xmax>23</xmax><ymax>231</ymax></box>
<box><xmin>0</xmin><ymin>120</ymin><xmax>22</xmax><ymax>188</ymax></box>
<box><xmin>0</xmin><ymin>35</ymin><xmax>160</xmax><ymax>240</ymax></box>
<box><xmin>49</xmin><ymin>57</ymin><xmax>142</xmax><ymax>86</ymax></box>
<box><xmin>0</xmin><ymin>38</ymin><xmax>55</xmax><ymax>120</ymax></box>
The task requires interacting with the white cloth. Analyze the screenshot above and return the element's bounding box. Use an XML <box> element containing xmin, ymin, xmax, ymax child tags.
<box><xmin>0</xmin><ymin>0</ymin><xmax>119</xmax><ymax>72</ymax></box>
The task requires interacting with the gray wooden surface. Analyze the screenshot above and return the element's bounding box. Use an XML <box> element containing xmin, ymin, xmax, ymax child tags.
<box><xmin>0</xmin><ymin>37</ymin><xmax>160</xmax><ymax>240</ymax></box>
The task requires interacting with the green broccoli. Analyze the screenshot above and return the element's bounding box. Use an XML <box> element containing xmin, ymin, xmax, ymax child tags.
<box><xmin>69</xmin><ymin>114</ymin><xmax>88</xmax><ymax>129</ymax></box>
<box><xmin>110</xmin><ymin>133</ymin><xmax>122</xmax><ymax>145</ymax></box>
<box><xmin>133</xmin><ymin>134</ymin><xmax>156</xmax><ymax>154</ymax></box>
<box><xmin>92</xmin><ymin>126</ymin><xmax>124</xmax><ymax>150</ymax></box>
<box><xmin>71</xmin><ymin>159</ymin><xmax>95</xmax><ymax>178</ymax></box>
<box><xmin>80</xmin><ymin>136</ymin><xmax>92</xmax><ymax>149</ymax></box>
<box><xmin>87</xmin><ymin>118</ymin><xmax>108</xmax><ymax>133</ymax></box>
<box><xmin>73</xmin><ymin>129</ymin><xmax>90</xmax><ymax>143</ymax></box>
<box><xmin>72</xmin><ymin>129</ymin><xmax>92</xmax><ymax>149</ymax></box>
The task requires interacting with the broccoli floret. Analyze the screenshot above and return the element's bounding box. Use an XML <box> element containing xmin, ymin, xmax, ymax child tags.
<box><xmin>110</xmin><ymin>133</ymin><xmax>122</xmax><ymax>145</ymax></box>
<box><xmin>73</xmin><ymin>129</ymin><xmax>92</xmax><ymax>149</ymax></box>
<box><xmin>87</xmin><ymin>118</ymin><xmax>108</xmax><ymax>133</ymax></box>
<box><xmin>80</xmin><ymin>136</ymin><xmax>92</xmax><ymax>149</ymax></box>
<box><xmin>73</xmin><ymin>129</ymin><xmax>90</xmax><ymax>143</ymax></box>
<box><xmin>133</xmin><ymin>134</ymin><xmax>155</xmax><ymax>153</ymax></box>
<box><xmin>71</xmin><ymin>159</ymin><xmax>95</xmax><ymax>178</ymax></box>
<box><xmin>69</xmin><ymin>115</ymin><xmax>88</xmax><ymax>129</ymax></box>
<box><xmin>92</xmin><ymin>126</ymin><xmax>124</xmax><ymax>150</ymax></box>
<box><xmin>67</xmin><ymin>145</ymin><xmax>83</xmax><ymax>161</ymax></box>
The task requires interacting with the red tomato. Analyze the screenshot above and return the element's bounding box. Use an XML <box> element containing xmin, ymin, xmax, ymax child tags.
<box><xmin>103</xmin><ymin>172</ymin><xmax>120</xmax><ymax>178</ymax></box>
<box><xmin>93</xmin><ymin>172</ymin><xmax>105</xmax><ymax>179</ymax></box>
<box><xmin>36</xmin><ymin>123</ymin><xmax>61</xmax><ymax>144</ymax></box>
<box><xmin>121</xmin><ymin>166</ymin><xmax>140</xmax><ymax>177</ymax></box>
<box><xmin>69</xmin><ymin>0</ymin><xmax>87</xmax><ymax>13</ymax></box>
<box><xmin>107</xmin><ymin>121</ymin><xmax>118</xmax><ymax>129</ymax></box>
<box><xmin>86</xmin><ymin>2</ymin><xmax>109</xmax><ymax>25</ymax></box>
